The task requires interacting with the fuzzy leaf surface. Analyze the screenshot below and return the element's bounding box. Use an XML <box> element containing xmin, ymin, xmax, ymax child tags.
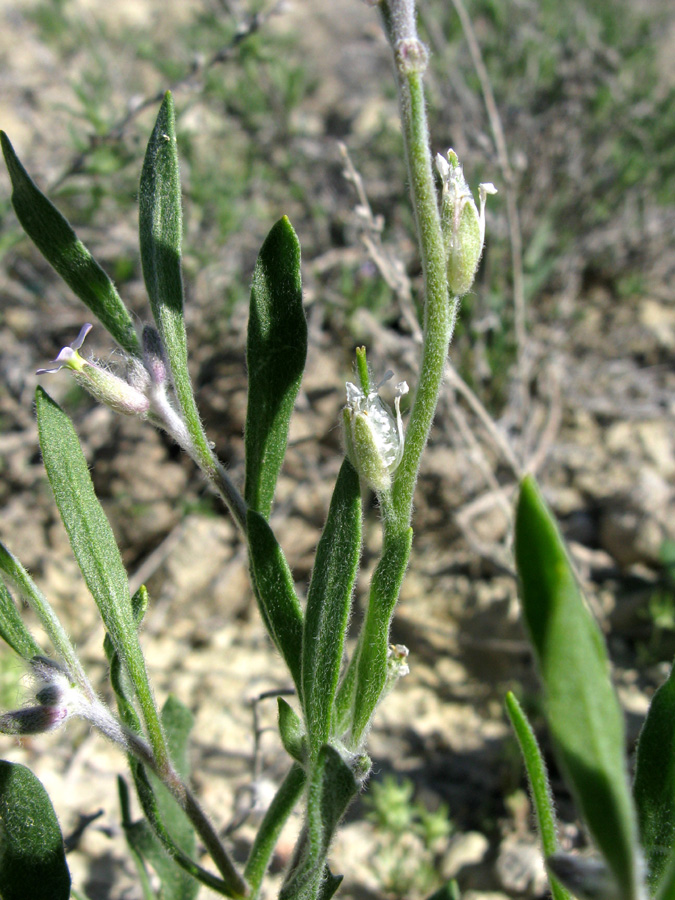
<box><xmin>278</xmin><ymin>697</ymin><xmax>308</xmax><ymax>764</ymax></box>
<box><xmin>0</xmin><ymin>131</ymin><xmax>139</xmax><ymax>357</ymax></box>
<box><xmin>0</xmin><ymin>579</ymin><xmax>42</xmax><ymax>659</ymax></box>
<box><xmin>302</xmin><ymin>458</ymin><xmax>361</xmax><ymax>754</ymax></box>
<box><xmin>247</xmin><ymin>509</ymin><xmax>304</xmax><ymax>692</ymax></box>
<box><xmin>139</xmin><ymin>92</ymin><xmax>209</xmax><ymax>463</ymax></box>
<box><xmin>0</xmin><ymin>760</ymin><xmax>71</xmax><ymax>900</ymax></box>
<box><xmin>515</xmin><ymin>475</ymin><xmax>641</xmax><ymax>899</ymax></box>
<box><xmin>245</xmin><ymin>216</ymin><xmax>306</xmax><ymax>519</ymax></box>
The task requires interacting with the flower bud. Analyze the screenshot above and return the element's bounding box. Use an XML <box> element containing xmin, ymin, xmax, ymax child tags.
<box><xmin>0</xmin><ymin>704</ymin><xmax>68</xmax><ymax>735</ymax></box>
<box><xmin>436</xmin><ymin>150</ymin><xmax>497</xmax><ymax>297</ymax></box>
<box><xmin>142</xmin><ymin>325</ymin><xmax>169</xmax><ymax>386</ymax></box>
<box><xmin>37</xmin><ymin>324</ymin><xmax>151</xmax><ymax>417</ymax></box>
<box><xmin>343</xmin><ymin>374</ymin><xmax>408</xmax><ymax>494</ymax></box>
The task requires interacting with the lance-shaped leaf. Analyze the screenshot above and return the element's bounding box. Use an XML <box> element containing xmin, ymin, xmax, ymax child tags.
<box><xmin>0</xmin><ymin>579</ymin><xmax>43</xmax><ymax>659</ymax></box>
<box><xmin>0</xmin><ymin>132</ymin><xmax>139</xmax><ymax>357</ymax></box>
<box><xmin>505</xmin><ymin>692</ymin><xmax>572</xmax><ymax>900</ymax></box>
<box><xmin>0</xmin><ymin>761</ymin><xmax>71</xmax><ymax>900</ymax></box>
<box><xmin>349</xmin><ymin>527</ymin><xmax>413</xmax><ymax>746</ymax></box>
<box><xmin>515</xmin><ymin>476</ymin><xmax>641</xmax><ymax>900</ymax></box>
<box><xmin>302</xmin><ymin>459</ymin><xmax>361</xmax><ymax>755</ymax></box>
<box><xmin>634</xmin><ymin>656</ymin><xmax>675</xmax><ymax>890</ymax></box>
<box><xmin>139</xmin><ymin>92</ymin><xmax>211</xmax><ymax>466</ymax></box>
<box><xmin>280</xmin><ymin>745</ymin><xmax>358</xmax><ymax>900</ymax></box>
<box><xmin>245</xmin><ymin>216</ymin><xmax>306</xmax><ymax>519</ymax></box>
<box><xmin>247</xmin><ymin>509</ymin><xmax>304</xmax><ymax>692</ymax></box>
<box><xmin>36</xmin><ymin>387</ymin><xmax>168</xmax><ymax>768</ymax></box>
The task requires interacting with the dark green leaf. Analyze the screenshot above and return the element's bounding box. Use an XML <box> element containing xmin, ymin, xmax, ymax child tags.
<box><xmin>424</xmin><ymin>880</ymin><xmax>461</xmax><ymax>900</ymax></box>
<box><xmin>505</xmin><ymin>692</ymin><xmax>572</xmax><ymax>900</ymax></box>
<box><xmin>0</xmin><ymin>760</ymin><xmax>71</xmax><ymax>900</ymax></box>
<box><xmin>0</xmin><ymin>579</ymin><xmax>42</xmax><ymax>659</ymax></box>
<box><xmin>0</xmin><ymin>131</ymin><xmax>140</xmax><ymax>357</ymax></box>
<box><xmin>36</xmin><ymin>387</ymin><xmax>134</xmax><ymax>662</ymax></box>
<box><xmin>634</xmin><ymin>657</ymin><xmax>675</xmax><ymax>889</ymax></box>
<box><xmin>117</xmin><ymin>777</ymin><xmax>156</xmax><ymax>900</ymax></box>
<box><xmin>247</xmin><ymin>509</ymin><xmax>304</xmax><ymax>692</ymax></box>
<box><xmin>302</xmin><ymin>459</ymin><xmax>361</xmax><ymax>754</ymax></box>
<box><xmin>278</xmin><ymin>697</ymin><xmax>307</xmax><ymax>764</ymax></box>
<box><xmin>245</xmin><ymin>216</ymin><xmax>306</xmax><ymax>519</ymax></box>
<box><xmin>139</xmin><ymin>92</ymin><xmax>211</xmax><ymax>466</ymax></box>
<box><xmin>280</xmin><ymin>745</ymin><xmax>357</xmax><ymax>900</ymax></box>
<box><xmin>515</xmin><ymin>475</ymin><xmax>641</xmax><ymax>900</ymax></box>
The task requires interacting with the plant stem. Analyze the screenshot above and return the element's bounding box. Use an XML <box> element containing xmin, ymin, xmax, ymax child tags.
<box><xmin>378</xmin><ymin>0</ymin><xmax>454</xmax><ymax>532</ymax></box>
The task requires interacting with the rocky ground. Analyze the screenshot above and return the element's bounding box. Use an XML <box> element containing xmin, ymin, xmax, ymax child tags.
<box><xmin>1</xmin><ymin>1</ymin><xmax>675</xmax><ymax>898</ymax></box>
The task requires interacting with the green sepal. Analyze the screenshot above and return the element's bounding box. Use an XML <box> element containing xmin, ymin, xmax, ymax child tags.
<box><xmin>504</xmin><ymin>692</ymin><xmax>572</xmax><ymax>900</ymax></box>
<box><xmin>139</xmin><ymin>92</ymin><xmax>211</xmax><ymax>466</ymax></box>
<box><xmin>278</xmin><ymin>697</ymin><xmax>308</xmax><ymax>764</ymax></box>
<box><xmin>0</xmin><ymin>760</ymin><xmax>71</xmax><ymax>900</ymax></box>
<box><xmin>279</xmin><ymin>745</ymin><xmax>358</xmax><ymax>900</ymax></box>
<box><xmin>302</xmin><ymin>458</ymin><xmax>361</xmax><ymax>755</ymax></box>
<box><xmin>634</xmin><ymin>656</ymin><xmax>675</xmax><ymax>890</ymax></box>
<box><xmin>0</xmin><ymin>579</ymin><xmax>43</xmax><ymax>659</ymax></box>
<box><xmin>0</xmin><ymin>131</ymin><xmax>140</xmax><ymax>357</ymax></box>
<box><xmin>245</xmin><ymin>215</ymin><xmax>306</xmax><ymax>519</ymax></box>
<box><xmin>515</xmin><ymin>475</ymin><xmax>641</xmax><ymax>900</ymax></box>
<box><xmin>247</xmin><ymin>509</ymin><xmax>304</xmax><ymax>693</ymax></box>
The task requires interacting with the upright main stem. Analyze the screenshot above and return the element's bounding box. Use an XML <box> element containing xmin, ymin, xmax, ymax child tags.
<box><xmin>380</xmin><ymin>0</ymin><xmax>454</xmax><ymax>534</ymax></box>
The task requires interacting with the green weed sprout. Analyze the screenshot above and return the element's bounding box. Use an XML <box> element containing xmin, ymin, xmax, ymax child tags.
<box><xmin>0</xmin><ymin>1</ymin><xmax>672</xmax><ymax>900</ymax></box>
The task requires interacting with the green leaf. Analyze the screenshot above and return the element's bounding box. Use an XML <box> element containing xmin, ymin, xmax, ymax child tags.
<box><xmin>504</xmin><ymin>692</ymin><xmax>572</xmax><ymax>900</ymax></box>
<box><xmin>634</xmin><ymin>657</ymin><xmax>675</xmax><ymax>890</ymax></box>
<box><xmin>302</xmin><ymin>459</ymin><xmax>361</xmax><ymax>754</ymax></box>
<box><xmin>245</xmin><ymin>215</ymin><xmax>307</xmax><ymax>519</ymax></box>
<box><xmin>424</xmin><ymin>880</ymin><xmax>461</xmax><ymax>900</ymax></box>
<box><xmin>655</xmin><ymin>850</ymin><xmax>675</xmax><ymax>900</ymax></box>
<box><xmin>0</xmin><ymin>131</ymin><xmax>140</xmax><ymax>357</ymax></box>
<box><xmin>244</xmin><ymin>763</ymin><xmax>306</xmax><ymax>894</ymax></box>
<box><xmin>247</xmin><ymin>509</ymin><xmax>304</xmax><ymax>692</ymax></box>
<box><xmin>36</xmin><ymin>387</ymin><xmax>134</xmax><ymax>662</ymax></box>
<box><xmin>0</xmin><ymin>760</ymin><xmax>71</xmax><ymax>900</ymax></box>
<box><xmin>280</xmin><ymin>745</ymin><xmax>357</xmax><ymax>900</ymax></box>
<box><xmin>117</xmin><ymin>777</ymin><xmax>156</xmax><ymax>900</ymax></box>
<box><xmin>515</xmin><ymin>475</ymin><xmax>641</xmax><ymax>900</ymax></box>
<box><xmin>349</xmin><ymin>527</ymin><xmax>413</xmax><ymax>746</ymax></box>
<box><xmin>278</xmin><ymin>697</ymin><xmax>308</xmax><ymax>764</ymax></box>
<box><xmin>0</xmin><ymin>579</ymin><xmax>43</xmax><ymax>659</ymax></box>
<box><xmin>139</xmin><ymin>92</ymin><xmax>211</xmax><ymax>467</ymax></box>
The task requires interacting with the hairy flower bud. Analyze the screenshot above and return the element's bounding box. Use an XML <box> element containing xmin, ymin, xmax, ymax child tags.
<box><xmin>436</xmin><ymin>150</ymin><xmax>497</xmax><ymax>297</ymax></box>
<box><xmin>343</xmin><ymin>374</ymin><xmax>408</xmax><ymax>493</ymax></box>
<box><xmin>37</xmin><ymin>323</ymin><xmax>151</xmax><ymax>417</ymax></box>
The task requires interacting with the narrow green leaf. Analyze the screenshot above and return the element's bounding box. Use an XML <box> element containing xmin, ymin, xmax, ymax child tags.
<box><xmin>0</xmin><ymin>131</ymin><xmax>140</xmax><ymax>357</ymax></box>
<box><xmin>0</xmin><ymin>579</ymin><xmax>43</xmax><ymax>659</ymax></box>
<box><xmin>244</xmin><ymin>763</ymin><xmax>306</xmax><ymax>894</ymax></box>
<box><xmin>302</xmin><ymin>459</ymin><xmax>361</xmax><ymax>754</ymax></box>
<box><xmin>350</xmin><ymin>528</ymin><xmax>413</xmax><ymax>746</ymax></box>
<box><xmin>36</xmin><ymin>387</ymin><xmax>134</xmax><ymax>659</ymax></box>
<box><xmin>634</xmin><ymin>657</ymin><xmax>675</xmax><ymax>890</ymax></box>
<box><xmin>118</xmin><ymin>777</ymin><xmax>156</xmax><ymax>900</ymax></box>
<box><xmin>278</xmin><ymin>697</ymin><xmax>308</xmax><ymax>764</ymax></box>
<box><xmin>656</xmin><ymin>850</ymin><xmax>675</xmax><ymax>900</ymax></box>
<box><xmin>505</xmin><ymin>692</ymin><xmax>572</xmax><ymax>900</ymax></box>
<box><xmin>36</xmin><ymin>387</ymin><xmax>168</xmax><ymax>767</ymax></box>
<box><xmin>515</xmin><ymin>475</ymin><xmax>641</xmax><ymax>900</ymax></box>
<box><xmin>280</xmin><ymin>745</ymin><xmax>357</xmax><ymax>900</ymax></box>
<box><xmin>245</xmin><ymin>215</ymin><xmax>307</xmax><ymax>519</ymax></box>
<box><xmin>247</xmin><ymin>509</ymin><xmax>304</xmax><ymax>692</ymax></box>
<box><xmin>0</xmin><ymin>760</ymin><xmax>71</xmax><ymax>900</ymax></box>
<box><xmin>139</xmin><ymin>93</ymin><xmax>211</xmax><ymax>468</ymax></box>
<box><xmin>424</xmin><ymin>880</ymin><xmax>461</xmax><ymax>900</ymax></box>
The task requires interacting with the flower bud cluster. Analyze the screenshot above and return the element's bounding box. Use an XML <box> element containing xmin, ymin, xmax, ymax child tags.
<box><xmin>436</xmin><ymin>149</ymin><xmax>497</xmax><ymax>297</ymax></box>
<box><xmin>0</xmin><ymin>656</ymin><xmax>83</xmax><ymax>736</ymax></box>
<box><xmin>343</xmin><ymin>373</ymin><xmax>408</xmax><ymax>494</ymax></box>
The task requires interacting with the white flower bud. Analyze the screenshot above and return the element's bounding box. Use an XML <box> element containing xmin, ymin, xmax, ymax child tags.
<box><xmin>343</xmin><ymin>373</ymin><xmax>408</xmax><ymax>493</ymax></box>
<box><xmin>437</xmin><ymin>149</ymin><xmax>497</xmax><ymax>297</ymax></box>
